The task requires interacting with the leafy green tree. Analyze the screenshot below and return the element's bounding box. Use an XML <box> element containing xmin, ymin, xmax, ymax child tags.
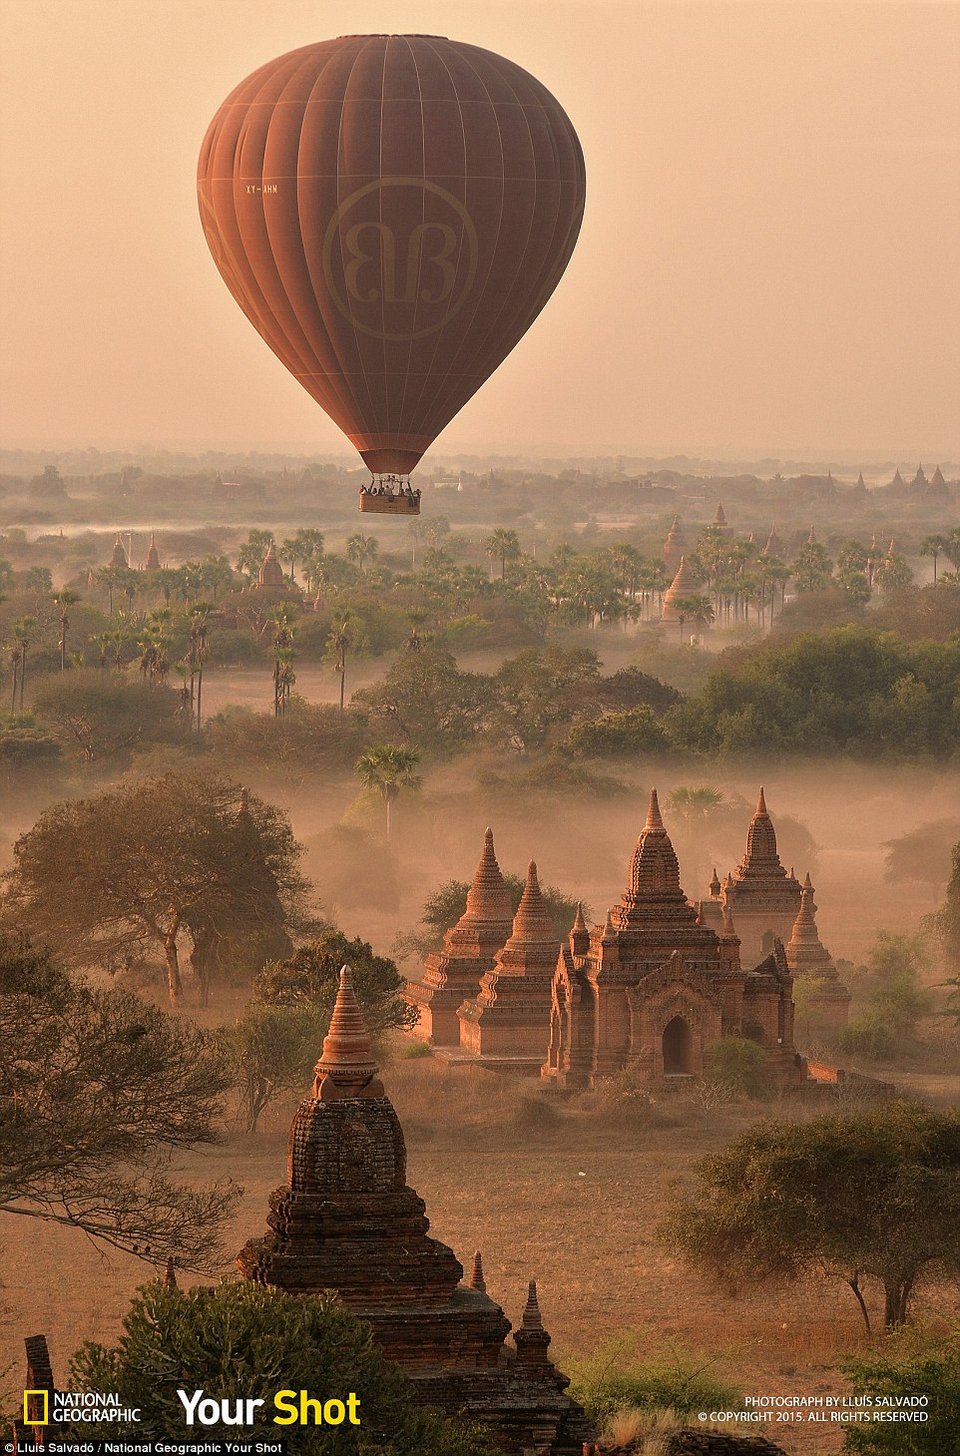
<box><xmin>355</xmin><ymin>743</ymin><xmax>421</xmax><ymax>838</ymax></box>
<box><xmin>565</xmin><ymin>705</ymin><xmax>669</xmax><ymax>758</ymax></box>
<box><xmin>1</xmin><ymin>773</ymin><xmax>314</xmax><ymax>1006</ymax></box>
<box><xmin>875</xmin><ymin>551</ymin><xmax>914</xmax><ymax>594</ymax></box>
<box><xmin>841</xmin><ymin>1336</ymin><xmax>960</xmax><ymax>1455</ymax></box>
<box><xmin>355</xmin><ymin>646</ymin><xmax>488</xmax><ymax>756</ymax></box>
<box><xmin>792</xmin><ymin>540</ymin><xmax>834</xmax><ymax>592</ymax></box>
<box><xmin>883</xmin><ymin>821</ymin><xmax>960</xmax><ymax>901</ymax></box>
<box><xmin>70</xmin><ymin>1281</ymin><xmax>495</xmax><ymax>1456</ymax></box>
<box><xmin>0</xmin><ymin>714</ymin><xmax>61</xmax><ymax>788</ymax></box>
<box><xmin>256</xmin><ymin>928</ymin><xmax>417</xmax><ymax>1034</ymax></box>
<box><xmin>838</xmin><ymin>932</ymin><xmax>934</xmax><ymax>1061</ymax></box>
<box><xmin>661</xmin><ymin>1102</ymin><xmax>960</xmax><ymax>1331</ymax></box>
<box><xmin>597</xmin><ymin>666</ymin><xmax>682</xmax><ymax>714</ymax></box>
<box><xmin>492</xmin><ymin>645</ymin><xmax>600</xmax><ymax>753</ymax></box>
<box><xmin>30</xmin><ymin>669</ymin><xmax>187</xmax><ymax>766</ymax></box>
<box><xmin>222</xmin><ymin>1001</ymin><xmax>325</xmax><ymax>1132</ymax></box>
<box><xmin>0</xmin><ymin>933</ymin><xmax>237</xmax><ymax>1268</ymax></box>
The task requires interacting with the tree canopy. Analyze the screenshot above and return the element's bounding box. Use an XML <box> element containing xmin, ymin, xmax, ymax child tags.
<box><xmin>1</xmin><ymin>772</ymin><xmax>315</xmax><ymax>1004</ymax></box>
<box><xmin>0</xmin><ymin>934</ymin><xmax>237</xmax><ymax>1268</ymax></box>
<box><xmin>71</xmin><ymin>1281</ymin><xmax>494</xmax><ymax>1456</ymax></box>
<box><xmin>661</xmin><ymin>1101</ymin><xmax>960</xmax><ymax>1331</ymax></box>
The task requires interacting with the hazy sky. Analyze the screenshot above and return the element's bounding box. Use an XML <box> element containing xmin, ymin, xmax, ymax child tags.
<box><xmin>1</xmin><ymin>1</ymin><xmax>958</xmax><ymax>460</ymax></box>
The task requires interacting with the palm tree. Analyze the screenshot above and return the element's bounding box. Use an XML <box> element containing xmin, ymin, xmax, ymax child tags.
<box><xmin>270</xmin><ymin>605</ymin><xmax>296</xmax><ymax>716</ymax></box>
<box><xmin>51</xmin><ymin>588</ymin><xmax>80</xmax><ymax>670</ymax></box>
<box><xmin>199</xmin><ymin>555</ymin><xmax>236</xmax><ymax>603</ymax></box>
<box><xmin>188</xmin><ymin>603</ymin><xmax>212</xmax><ymax>728</ymax></box>
<box><xmin>920</xmin><ymin>534</ymin><xmax>951</xmax><ymax>584</ymax></box>
<box><xmin>89</xmin><ymin>631</ymin><xmax>112</xmax><ymax>669</ymax></box>
<box><xmin>484</xmin><ymin>528</ymin><xmax>521</xmax><ymax>580</ymax></box>
<box><xmin>282</xmin><ymin>528</ymin><xmax>325</xmax><ymax>582</ymax></box>
<box><xmin>11</xmin><ymin>616</ymin><xmax>37</xmax><ymax>711</ymax></box>
<box><xmin>671</xmin><ymin>593</ymin><xmax>715</xmax><ymax>642</ymax></box>
<box><xmin>346</xmin><ymin>532</ymin><xmax>378</xmax><ymax>573</ymax></box>
<box><xmin>96</xmin><ymin>563</ymin><xmax>125</xmax><ymax>615</ymax></box>
<box><xmin>355</xmin><ymin>744</ymin><xmax>421</xmax><ymax>839</ymax></box>
<box><xmin>324</xmin><ymin>611</ymin><xmax>359</xmax><ymax>715</ymax></box>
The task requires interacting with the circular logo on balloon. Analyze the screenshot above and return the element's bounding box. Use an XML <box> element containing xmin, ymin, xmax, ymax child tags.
<box><xmin>322</xmin><ymin>177</ymin><xmax>479</xmax><ymax>341</ymax></box>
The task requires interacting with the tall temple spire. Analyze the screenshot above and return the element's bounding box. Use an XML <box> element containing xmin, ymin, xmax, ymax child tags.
<box><xmin>714</xmin><ymin>501</ymin><xmax>727</xmax><ymax>526</ymax></box>
<box><xmin>312</xmin><ymin>966</ymin><xmax>383</xmax><ymax>1100</ymax></box>
<box><xmin>736</xmin><ymin>786</ymin><xmax>786</xmax><ymax>879</ymax></box>
<box><xmin>645</xmin><ymin>787</ymin><xmax>664</xmax><ymax>829</ymax></box>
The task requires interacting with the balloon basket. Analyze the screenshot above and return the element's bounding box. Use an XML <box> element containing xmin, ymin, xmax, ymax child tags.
<box><xmin>359</xmin><ymin>494</ymin><xmax>421</xmax><ymax>516</ymax></box>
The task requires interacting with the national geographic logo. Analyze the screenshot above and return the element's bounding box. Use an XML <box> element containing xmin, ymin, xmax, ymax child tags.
<box><xmin>322</xmin><ymin>177</ymin><xmax>479</xmax><ymax>341</ymax></box>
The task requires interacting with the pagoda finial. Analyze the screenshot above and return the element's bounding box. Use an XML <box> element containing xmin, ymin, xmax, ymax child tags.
<box><xmin>721</xmin><ymin>903</ymin><xmax>738</xmax><ymax>939</ymax></box>
<box><xmin>709</xmin><ymin>866</ymin><xmax>721</xmax><ymax>896</ymax></box>
<box><xmin>601</xmin><ymin>909</ymin><xmax>616</xmax><ymax>943</ymax></box>
<box><xmin>521</xmin><ymin>1280</ymin><xmax>544</xmax><ymax>1330</ymax></box>
<box><xmin>756</xmin><ymin>786</ymin><xmax>768</xmax><ymax>816</ymax></box>
<box><xmin>469</xmin><ymin>1250</ymin><xmax>486</xmax><ymax>1293</ymax></box>
<box><xmin>646</xmin><ymin>787</ymin><xmax>664</xmax><ymax>830</ymax></box>
<box><xmin>165</xmin><ymin>1257</ymin><xmax>178</xmax><ymax>1289</ymax></box>
<box><xmin>571</xmin><ymin>902</ymin><xmax>587</xmax><ymax>934</ymax></box>
<box><xmin>803</xmin><ymin>870</ymin><xmax>813</xmax><ymax>890</ymax></box>
<box><xmin>312</xmin><ymin>966</ymin><xmax>382</xmax><ymax>1100</ymax></box>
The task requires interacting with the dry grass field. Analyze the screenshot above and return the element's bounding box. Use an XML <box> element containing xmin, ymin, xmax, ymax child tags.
<box><xmin>3</xmin><ymin>1056</ymin><xmax>957</xmax><ymax>1455</ymax></box>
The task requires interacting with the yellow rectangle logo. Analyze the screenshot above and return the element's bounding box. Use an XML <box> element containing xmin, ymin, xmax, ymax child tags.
<box><xmin>23</xmin><ymin>1389</ymin><xmax>49</xmax><ymax>1425</ymax></box>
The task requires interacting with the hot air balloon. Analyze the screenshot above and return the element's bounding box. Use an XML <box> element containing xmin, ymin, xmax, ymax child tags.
<box><xmin>197</xmin><ymin>34</ymin><xmax>585</xmax><ymax>514</ymax></box>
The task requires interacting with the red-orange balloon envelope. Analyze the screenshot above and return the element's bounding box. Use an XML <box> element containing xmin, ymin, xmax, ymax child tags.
<box><xmin>197</xmin><ymin>34</ymin><xmax>586</xmax><ymax>476</ymax></box>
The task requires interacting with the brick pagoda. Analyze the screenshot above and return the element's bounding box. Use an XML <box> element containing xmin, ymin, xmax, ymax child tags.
<box><xmin>239</xmin><ymin>968</ymin><xmax>592</xmax><ymax>1455</ymax></box>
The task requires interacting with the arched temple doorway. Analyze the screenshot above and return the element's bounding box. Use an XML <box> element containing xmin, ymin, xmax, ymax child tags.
<box><xmin>662</xmin><ymin>1015</ymin><xmax>693</xmax><ymax>1075</ymax></box>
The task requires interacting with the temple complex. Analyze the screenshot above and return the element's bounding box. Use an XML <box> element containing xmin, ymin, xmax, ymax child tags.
<box><xmin>407</xmin><ymin>788</ymin><xmax>848</xmax><ymax>1083</ymax></box>
<box><xmin>543</xmin><ymin>791</ymin><xmax>805</xmax><ymax>1089</ymax></box>
<box><xmin>239</xmin><ymin>968</ymin><xmax>592</xmax><ymax>1455</ymax></box>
